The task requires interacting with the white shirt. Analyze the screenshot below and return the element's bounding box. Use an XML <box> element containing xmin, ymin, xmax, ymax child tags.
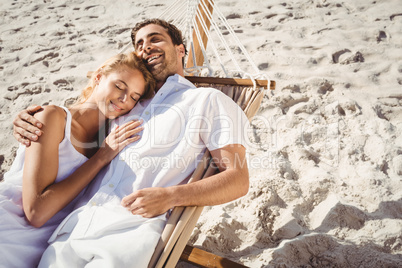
<box><xmin>48</xmin><ymin>74</ymin><xmax>249</xmax><ymax>242</ymax></box>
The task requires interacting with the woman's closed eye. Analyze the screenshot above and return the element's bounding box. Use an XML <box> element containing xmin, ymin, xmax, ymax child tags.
<box><xmin>115</xmin><ymin>84</ymin><xmax>123</xmax><ymax>90</ymax></box>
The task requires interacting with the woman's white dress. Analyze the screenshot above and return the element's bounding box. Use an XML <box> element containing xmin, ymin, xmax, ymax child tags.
<box><xmin>0</xmin><ymin>106</ymin><xmax>89</xmax><ymax>267</ymax></box>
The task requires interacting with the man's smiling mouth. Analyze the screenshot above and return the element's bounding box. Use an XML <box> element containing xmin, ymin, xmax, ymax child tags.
<box><xmin>147</xmin><ymin>54</ymin><xmax>162</xmax><ymax>64</ymax></box>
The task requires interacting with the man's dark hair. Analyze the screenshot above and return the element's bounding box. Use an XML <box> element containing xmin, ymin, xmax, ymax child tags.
<box><xmin>131</xmin><ymin>19</ymin><xmax>188</xmax><ymax>67</ymax></box>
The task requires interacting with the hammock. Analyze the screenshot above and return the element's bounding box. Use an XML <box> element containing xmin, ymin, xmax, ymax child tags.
<box><xmin>147</xmin><ymin>1</ymin><xmax>275</xmax><ymax>267</ymax></box>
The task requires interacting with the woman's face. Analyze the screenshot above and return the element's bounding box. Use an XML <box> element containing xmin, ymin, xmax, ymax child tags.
<box><xmin>93</xmin><ymin>66</ymin><xmax>146</xmax><ymax>119</ymax></box>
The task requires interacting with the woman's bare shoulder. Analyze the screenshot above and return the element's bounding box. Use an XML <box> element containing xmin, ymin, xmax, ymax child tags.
<box><xmin>33</xmin><ymin>105</ymin><xmax>66</xmax><ymax>122</ymax></box>
<box><xmin>33</xmin><ymin>105</ymin><xmax>67</xmax><ymax>142</ymax></box>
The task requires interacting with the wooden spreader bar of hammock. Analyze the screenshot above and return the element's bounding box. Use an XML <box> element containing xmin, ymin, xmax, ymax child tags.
<box><xmin>87</xmin><ymin>71</ymin><xmax>275</xmax><ymax>91</ymax></box>
<box><xmin>185</xmin><ymin>76</ymin><xmax>276</xmax><ymax>90</ymax></box>
<box><xmin>181</xmin><ymin>245</ymin><xmax>248</xmax><ymax>268</ymax></box>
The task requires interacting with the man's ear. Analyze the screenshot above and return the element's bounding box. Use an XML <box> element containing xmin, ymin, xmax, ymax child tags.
<box><xmin>176</xmin><ymin>44</ymin><xmax>185</xmax><ymax>57</ymax></box>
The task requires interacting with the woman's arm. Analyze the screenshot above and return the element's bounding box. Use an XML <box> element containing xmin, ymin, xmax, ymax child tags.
<box><xmin>22</xmin><ymin>106</ymin><xmax>142</xmax><ymax>227</ymax></box>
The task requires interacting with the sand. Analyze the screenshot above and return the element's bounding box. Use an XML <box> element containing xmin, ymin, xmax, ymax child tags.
<box><xmin>0</xmin><ymin>0</ymin><xmax>401</xmax><ymax>267</ymax></box>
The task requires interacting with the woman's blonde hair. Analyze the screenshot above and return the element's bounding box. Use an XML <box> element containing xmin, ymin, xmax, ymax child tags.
<box><xmin>77</xmin><ymin>52</ymin><xmax>155</xmax><ymax>104</ymax></box>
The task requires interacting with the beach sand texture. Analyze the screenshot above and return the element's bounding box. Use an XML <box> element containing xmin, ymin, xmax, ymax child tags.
<box><xmin>0</xmin><ymin>0</ymin><xmax>401</xmax><ymax>267</ymax></box>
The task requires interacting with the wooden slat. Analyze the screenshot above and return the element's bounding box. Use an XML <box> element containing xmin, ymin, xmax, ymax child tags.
<box><xmin>180</xmin><ymin>245</ymin><xmax>249</xmax><ymax>268</ymax></box>
<box><xmin>149</xmin><ymin>151</ymin><xmax>212</xmax><ymax>268</ymax></box>
<box><xmin>186</xmin><ymin>0</ymin><xmax>214</xmax><ymax>69</ymax></box>
<box><xmin>185</xmin><ymin>76</ymin><xmax>276</xmax><ymax>90</ymax></box>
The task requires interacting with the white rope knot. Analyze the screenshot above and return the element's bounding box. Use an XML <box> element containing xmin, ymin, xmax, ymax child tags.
<box><xmin>242</xmin><ymin>72</ymin><xmax>257</xmax><ymax>91</ymax></box>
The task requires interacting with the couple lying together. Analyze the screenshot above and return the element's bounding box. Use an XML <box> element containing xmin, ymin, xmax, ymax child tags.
<box><xmin>0</xmin><ymin>19</ymin><xmax>249</xmax><ymax>267</ymax></box>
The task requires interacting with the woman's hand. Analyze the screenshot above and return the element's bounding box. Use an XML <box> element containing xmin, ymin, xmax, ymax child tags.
<box><xmin>95</xmin><ymin>120</ymin><xmax>144</xmax><ymax>164</ymax></box>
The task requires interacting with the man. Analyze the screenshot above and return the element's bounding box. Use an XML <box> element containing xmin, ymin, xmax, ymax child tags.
<box><xmin>13</xmin><ymin>19</ymin><xmax>249</xmax><ymax>267</ymax></box>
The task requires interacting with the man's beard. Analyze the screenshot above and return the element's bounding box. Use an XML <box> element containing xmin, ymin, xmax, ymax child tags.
<box><xmin>149</xmin><ymin>62</ymin><xmax>166</xmax><ymax>80</ymax></box>
<box><xmin>150</xmin><ymin>61</ymin><xmax>177</xmax><ymax>83</ymax></box>
<box><xmin>145</xmin><ymin>49</ymin><xmax>178</xmax><ymax>82</ymax></box>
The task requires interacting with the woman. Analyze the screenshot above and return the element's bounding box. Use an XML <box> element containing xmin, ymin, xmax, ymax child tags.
<box><xmin>0</xmin><ymin>52</ymin><xmax>155</xmax><ymax>267</ymax></box>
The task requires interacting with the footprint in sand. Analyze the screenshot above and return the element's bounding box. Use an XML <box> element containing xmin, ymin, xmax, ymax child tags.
<box><xmin>390</xmin><ymin>13</ymin><xmax>402</xmax><ymax>21</ymax></box>
<box><xmin>84</xmin><ymin>5</ymin><xmax>105</xmax><ymax>14</ymax></box>
<box><xmin>53</xmin><ymin>79</ymin><xmax>73</xmax><ymax>91</ymax></box>
<box><xmin>4</xmin><ymin>84</ymin><xmax>44</xmax><ymax>101</ymax></box>
<box><xmin>340</xmin><ymin>51</ymin><xmax>364</xmax><ymax>65</ymax></box>
<box><xmin>332</xmin><ymin>49</ymin><xmax>351</xmax><ymax>63</ymax></box>
<box><xmin>53</xmin><ymin>79</ymin><xmax>69</xmax><ymax>87</ymax></box>
<box><xmin>225</xmin><ymin>13</ymin><xmax>241</xmax><ymax>19</ymax></box>
<box><xmin>265</xmin><ymin>14</ymin><xmax>277</xmax><ymax>20</ymax></box>
<box><xmin>376</xmin><ymin>30</ymin><xmax>387</xmax><ymax>43</ymax></box>
<box><xmin>375</xmin><ymin>96</ymin><xmax>402</xmax><ymax>124</ymax></box>
<box><xmin>337</xmin><ymin>100</ymin><xmax>362</xmax><ymax>117</ymax></box>
<box><xmin>31</xmin><ymin>52</ymin><xmax>59</xmax><ymax>65</ymax></box>
<box><xmin>332</xmin><ymin>49</ymin><xmax>364</xmax><ymax>64</ymax></box>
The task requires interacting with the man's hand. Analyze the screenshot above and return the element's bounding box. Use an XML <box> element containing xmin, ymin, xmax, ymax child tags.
<box><xmin>121</xmin><ymin>144</ymin><xmax>249</xmax><ymax>218</ymax></box>
<box><xmin>121</xmin><ymin>187</ymin><xmax>174</xmax><ymax>218</ymax></box>
<box><xmin>13</xmin><ymin>105</ymin><xmax>43</xmax><ymax>146</ymax></box>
